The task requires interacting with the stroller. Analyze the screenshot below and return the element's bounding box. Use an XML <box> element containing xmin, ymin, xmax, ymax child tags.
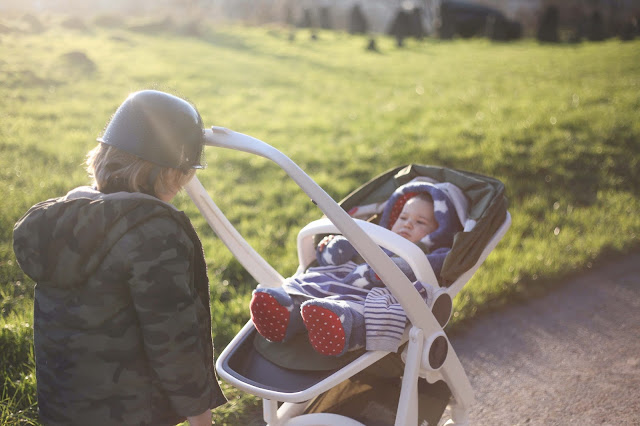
<box><xmin>186</xmin><ymin>127</ymin><xmax>511</xmax><ymax>425</ymax></box>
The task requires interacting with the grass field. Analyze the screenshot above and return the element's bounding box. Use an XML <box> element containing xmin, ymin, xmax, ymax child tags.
<box><xmin>1</xmin><ymin>13</ymin><xmax>639</xmax><ymax>425</ymax></box>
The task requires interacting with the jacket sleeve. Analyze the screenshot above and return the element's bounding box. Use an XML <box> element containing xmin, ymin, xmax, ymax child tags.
<box><xmin>425</xmin><ymin>247</ymin><xmax>449</xmax><ymax>279</ymax></box>
<box><xmin>316</xmin><ymin>235</ymin><xmax>358</xmax><ymax>266</ymax></box>
<box><xmin>123</xmin><ymin>216</ymin><xmax>216</xmax><ymax>417</ymax></box>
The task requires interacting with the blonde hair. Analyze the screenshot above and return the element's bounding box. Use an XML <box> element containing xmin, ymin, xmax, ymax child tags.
<box><xmin>86</xmin><ymin>143</ymin><xmax>195</xmax><ymax>198</ymax></box>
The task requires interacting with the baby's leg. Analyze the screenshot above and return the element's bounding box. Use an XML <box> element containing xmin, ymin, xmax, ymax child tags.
<box><xmin>250</xmin><ymin>287</ymin><xmax>304</xmax><ymax>342</ymax></box>
<box><xmin>300</xmin><ymin>298</ymin><xmax>365</xmax><ymax>357</ymax></box>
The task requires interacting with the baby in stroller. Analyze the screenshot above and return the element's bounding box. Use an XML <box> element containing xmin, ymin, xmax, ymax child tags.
<box><xmin>250</xmin><ymin>181</ymin><xmax>462</xmax><ymax>357</ymax></box>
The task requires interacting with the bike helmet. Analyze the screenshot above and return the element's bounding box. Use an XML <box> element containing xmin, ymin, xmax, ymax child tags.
<box><xmin>97</xmin><ymin>90</ymin><xmax>206</xmax><ymax>172</ymax></box>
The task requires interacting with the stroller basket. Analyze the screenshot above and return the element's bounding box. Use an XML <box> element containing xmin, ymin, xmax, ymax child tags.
<box><xmin>187</xmin><ymin>127</ymin><xmax>511</xmax><ymax>426</ymax></box>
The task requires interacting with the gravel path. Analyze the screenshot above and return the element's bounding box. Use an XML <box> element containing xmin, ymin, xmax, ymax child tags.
<box><xmin>446</xmin><ymin>252</ymin><xmax>640</xmax><ymax>425</ymax></box>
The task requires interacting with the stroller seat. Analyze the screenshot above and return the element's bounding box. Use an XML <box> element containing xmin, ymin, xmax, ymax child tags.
<box><xmin>187</xmin><ymin>127</ymin><xmax>511</xmax><ymax>425</ymax></box>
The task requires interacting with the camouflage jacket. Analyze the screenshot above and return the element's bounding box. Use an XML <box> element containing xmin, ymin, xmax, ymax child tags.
<box><xmin>13</xmin><ymin>187</ymin><xmax>226</xmax><ymax>426</ymax></box>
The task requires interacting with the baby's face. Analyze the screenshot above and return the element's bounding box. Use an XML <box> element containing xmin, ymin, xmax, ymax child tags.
<box><xmin>390</xmin><ymin>197</ymin><xmax>438</xmax><ymax>244</ymax></box>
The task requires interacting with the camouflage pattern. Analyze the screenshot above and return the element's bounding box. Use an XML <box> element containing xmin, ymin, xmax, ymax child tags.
<box><xmin>13</xmin><ymin>187</ymin><xmax>226</xmax><ymax>426</ymax></box>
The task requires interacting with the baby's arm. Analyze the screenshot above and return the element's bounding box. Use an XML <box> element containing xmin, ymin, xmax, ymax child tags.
<box><xmin>351</xmin><ymin>249</ymin><xmax>447</xmax><ymax>288</ymax></box>
<box><xmin>425</xmin><ymin>247</ymin><xmax>449</xmax><ymax>278</ymax></box>
<box><xmin>385</xmin><ymin>248</ymin><xmax>449</xmax><ymax>284</ymax></box>
<box><xmin>316</xmin><ymin>235</ymin><xmax>358</xmax><ymax>266</ymax></box>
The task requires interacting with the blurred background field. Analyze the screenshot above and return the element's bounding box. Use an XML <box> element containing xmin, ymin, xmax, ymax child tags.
<box><xmin>0</xmin><ymin>11</ymin><xmax>639</xmax><ymax>425</ymax></box>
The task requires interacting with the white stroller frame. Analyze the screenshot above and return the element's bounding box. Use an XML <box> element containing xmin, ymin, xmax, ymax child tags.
<box><xmin>186</xmin><ymin>127</ymin><xmax>511</xmax><ymax>426</ymax></box>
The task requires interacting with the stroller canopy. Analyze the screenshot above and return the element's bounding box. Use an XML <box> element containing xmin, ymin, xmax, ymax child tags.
<box><xmin>338</xmin><ymin>164</ymin><xmax>508</xmax><ymax>286</ymax></box>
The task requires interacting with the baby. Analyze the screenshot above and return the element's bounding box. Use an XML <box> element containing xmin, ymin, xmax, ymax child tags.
<box><xmin>250</xmin><ymin>182</ymin><xmax>462</xmax><ymax>356</ymax></box>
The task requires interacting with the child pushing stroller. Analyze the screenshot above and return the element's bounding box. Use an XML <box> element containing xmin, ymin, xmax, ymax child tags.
<box><xmin>250</xmin><ymin>181</ymin><xmax>462</xmax><ymax>357</ymax></box>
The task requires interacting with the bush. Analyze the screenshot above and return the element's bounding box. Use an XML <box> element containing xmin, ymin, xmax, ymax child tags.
<box><xmin>127</xmin><ymin>16</ymin><xmax>174</xmax><ymax>34</ymax></box>
<box><xmin>93</xmin><ymin>13</ymin><xmax>125</xmax><ymax>29</ymax></box>
<box><xmin>60</xmin><ymin>16</ymin><xmax>88</xmax><ymax>32</ymax></box>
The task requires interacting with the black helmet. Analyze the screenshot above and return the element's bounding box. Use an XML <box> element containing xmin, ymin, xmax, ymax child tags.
<box><xmin>98</xmin><ymin>90</ymin><xmax>206</xmax><ymax>172</ymax></box>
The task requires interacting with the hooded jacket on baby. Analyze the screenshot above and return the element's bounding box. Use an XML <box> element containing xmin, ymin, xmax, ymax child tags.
<box><xmin>316</xmin><ymin>181</ymin><xmax>463</xmax><ymax>284</ymax></box>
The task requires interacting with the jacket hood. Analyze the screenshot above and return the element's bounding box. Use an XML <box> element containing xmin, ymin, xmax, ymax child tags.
<box><xmin>379</xmin><ymin>181</ymin><xmax>463</xmax><ymax>251</ymax></box>
<box><xmin>13</xmin><ymin>187</ymin><xmax>180</xmax><ymax>288</ymax></box>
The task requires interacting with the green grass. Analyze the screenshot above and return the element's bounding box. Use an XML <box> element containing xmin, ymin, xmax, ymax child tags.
<box><xmin>1</xmin><ymin>14</ymin><xmax>639</xmax><ymax>424</ymax></box>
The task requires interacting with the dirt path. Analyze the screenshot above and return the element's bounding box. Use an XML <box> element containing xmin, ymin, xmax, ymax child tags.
<box><xmin>446</xmin><ymin>252</ymin><xmax>640</xmax><ymax>425</ymax></box>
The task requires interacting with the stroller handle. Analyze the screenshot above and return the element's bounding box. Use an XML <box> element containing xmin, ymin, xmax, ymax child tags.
<box><xmin>196</xmin><ymin>127</ymin><xmax>444</xmax><ymax>336</ymax></box>
<box><xmin>185</xmin><ymin>176</ymin><xmax>285</xmax><ymax>287</ymax></box>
